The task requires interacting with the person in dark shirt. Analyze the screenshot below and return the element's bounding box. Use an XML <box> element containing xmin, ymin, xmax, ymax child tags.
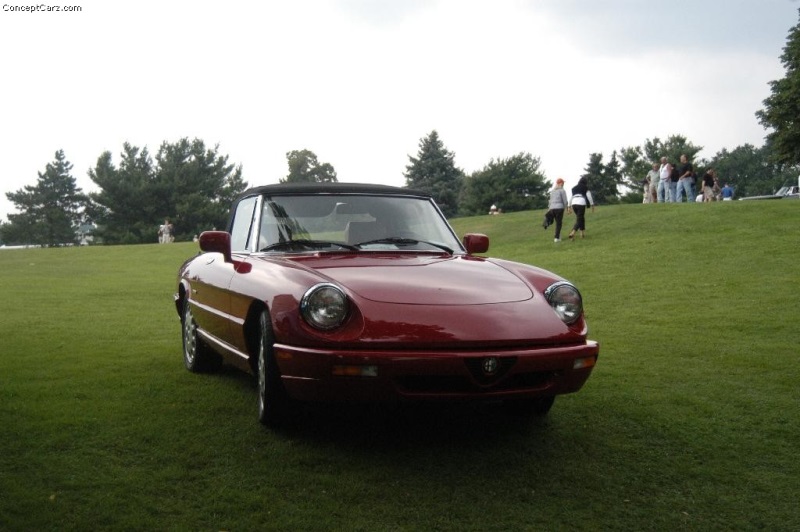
<box><xmin>675</xmin><ymin>154</ymin><xmax>695</xmax><ymax>202</ymax></box>
<box><xmin>668</xmin><ymin>159</ymin><xmax>679</xmax><ymax>202</ymax></box>
<box><xmin>701</xmin><ymin>168</ymin><xmax>716</xmax><ymax>202</ymax></box>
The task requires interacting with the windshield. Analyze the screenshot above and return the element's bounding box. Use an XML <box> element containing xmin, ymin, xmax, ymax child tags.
<box><xmin>254</xmin><ymin>193</ymin><xmax>463</xmax><ymax>254</ymax></box>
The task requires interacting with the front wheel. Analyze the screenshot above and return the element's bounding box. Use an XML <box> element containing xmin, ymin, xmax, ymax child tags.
<box><xmin>256</xmin><ymin>310</ymin><xmax>291</xmax><ymax>426</ymax></box>
<box><xmin>182</xmin><ymin>298</ymin><xmax>221</xmax><ymax>373</ymax></box>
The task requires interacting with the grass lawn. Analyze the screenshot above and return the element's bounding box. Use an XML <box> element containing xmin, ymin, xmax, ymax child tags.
<box><xmin>1</xmin><ymin>199</ymin><xmax>798</xmax><ymax>530</ymax></box>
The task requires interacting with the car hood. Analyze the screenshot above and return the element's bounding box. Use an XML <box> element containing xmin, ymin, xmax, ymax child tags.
<box><xmin>290</xmin><ymin>254</ymin><xmax>534</xmax><ymax>305</ymax></box>
<box><xmin>247</xmin><ymin>253</ymin><xmax>583</xmax><ymax>347</ymax></box>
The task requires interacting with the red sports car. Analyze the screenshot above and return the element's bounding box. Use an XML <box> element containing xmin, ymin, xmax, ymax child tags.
<box><xmin>175</xmin><ymin>183</ymin><xmax>599</xmax><ymax>425</ymax></box>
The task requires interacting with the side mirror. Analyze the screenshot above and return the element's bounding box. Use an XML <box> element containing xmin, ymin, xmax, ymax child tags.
<box><xmin>462</xmin><ymin>233</ymin><xmax>489</xmax><ymax>254</ymax></box>
<box><xmin>199</xmin><ymin>231</ymin><xmax>232</xmax><ymax>263</ymax></box>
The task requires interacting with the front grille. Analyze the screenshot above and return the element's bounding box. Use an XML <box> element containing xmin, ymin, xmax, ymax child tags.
<box><xmin>396</xmin><ymin>371</ymin><xmax>553</xmax><ymax>394</ymax></box>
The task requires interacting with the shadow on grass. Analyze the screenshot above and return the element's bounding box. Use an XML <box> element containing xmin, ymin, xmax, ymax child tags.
<box><xmin>212</xmin><ymin>364</ymin><xmax>554</xmax><ymax>451</ymax></box>
<box><xmin>284</xmin><ymin>400</ymin><xmax>551</xmax><ymax>446</ymax></box>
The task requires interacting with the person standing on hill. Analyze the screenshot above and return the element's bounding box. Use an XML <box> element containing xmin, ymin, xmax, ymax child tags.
<box><xmin>669</xmin><ymin>160</ymin><xmax>680</xmax><ymax>202</ymax></box>
<box><xmin>159</xmin><ymin>218</ymin><xmax>174</xmax><ymax>243</ymax></box>
<box><xmin>675</xmin><ymin>154</ymin><xmax>695</xmax><ymax>202</ymax></box>
<box><xmin>701</xmin><ymin>168</ymin><xmax>716</xmax><ymax>202</ymax></box>
<box><xmin>646</xmin><ymin>163</ymin><xmax>659</xmax><ymax>203</ymax></box>
<box><xmin>658</xmin><ymin>157</ymin><xmax>672</xmax><ymax>202</ymax></box>
<box><xmin>567</xmin><ymin>177</ymin><xmax>595</xmax><ymax>240</ymax></box>
<box><xmin>543</xmin><ymin>178</ymin><xmax>569</xmax><ymax>242</ymax></box>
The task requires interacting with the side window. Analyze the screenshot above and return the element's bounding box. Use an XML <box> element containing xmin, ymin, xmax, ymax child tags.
<box><xmin>230</xmin><ymin>196</ymin><xmax>258</xmax><ymax>252</ymax></box>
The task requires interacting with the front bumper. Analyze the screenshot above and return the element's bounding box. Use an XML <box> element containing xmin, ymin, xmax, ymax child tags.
<box><xmin>274</xmin><ymin>341</ymin><xmax>599</xmax><ymax>403</ymax></box>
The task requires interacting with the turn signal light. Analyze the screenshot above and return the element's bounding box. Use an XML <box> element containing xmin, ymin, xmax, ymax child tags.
<box><xmin>573</xmin><ymin>356</ymin><xmax>597</xmax><ymax>370</ymax></box>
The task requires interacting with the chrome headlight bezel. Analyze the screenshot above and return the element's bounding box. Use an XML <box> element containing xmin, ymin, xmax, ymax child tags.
<box><xmin>300</xmin><ymin>283</ymin><xmax>349</xmax><ymax>330</ymax></box>
<box><xmin>544</xmin><ymin>281</ymin><xmax>583</xmax><ymax>325</ymax></box>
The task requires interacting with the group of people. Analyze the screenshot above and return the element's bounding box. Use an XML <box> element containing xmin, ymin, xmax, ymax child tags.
<box><xmin>538</xmin><ymin>154</ymin><xmax>739</xmax><ymax>243</ymax></box>
<box><xmin>644</xmin><ymin>156</ymin><xmax>735</xmax><ymax>203</ymax></box>
<box><xmin>542</xmin><ymin>177</ymin><xmax>595</xmax><ymax>242</ymax></box>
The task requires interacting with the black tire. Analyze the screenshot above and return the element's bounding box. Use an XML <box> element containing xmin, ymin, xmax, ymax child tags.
<box><xmin>182</xmin><ymin>298</ymin><xmax>221</xmax><ymax>373</ymax></box>
<box><xmin>256</xmin><ymin>310</ymin><xmax>291</xmax><ymax>426</ymax></box>
<box><xmin>505</xmin><ymin>396</ymin><xmax>555</xmax><ymax>417</ymax></box>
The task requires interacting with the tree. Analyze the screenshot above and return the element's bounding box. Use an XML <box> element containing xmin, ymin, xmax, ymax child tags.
<box><xmin>281</xmin><ymin>150</ymin><xmax>337</xmax><ymax>183</ymax></box>
<box><xmin>601</xmin><ymin>151</ymin><xmax>624</xmax><ymax>204</ymax></box>
<box><xmin>4</xmin><ymin>150</ymin><xmax>85</xmax><ymax>246</ymax></box>
<box><xmin>156</xmin><ymin>138</ymin><xmax>247</xmax><ymax>239</ymax></box>
<box><xmin>404</xmin><ymin>131</ymin><xmax>464</xmax><ymax>217</ymax></box>
<box><xmin>642</xmin><ymin>135</ymin><xmax>702</xmax><ymax>168</ymax></box>
<box><xmin>704</xmin><ymin>143</ymin><xmax>795</xmax><ymax>197</ymax></box>
<box><xmin>88</xmin><ymin>138</ymin><xmax>247</xmax><ymax>244</ymax></box>
<box><xmin>460</xmin><ymin>152</ymin><xmax>549</xmax><ymax>215</ymax></box>
<box><xmin>87</xmin><ymin>144</ymin><xmax>158</xmax><ymax>244</ymax></box>
<box><xmin>577</xmin><ymin>151</ymin><xmax>629</xmax><ymax>204</ymax></box>
<box><xmin>756</xmin><ymin>8</ymin><xmax>800</xmax><ymax>167</ymax></box>
<box><xmin>618</xmin><ymin>145</ymin><xmax>649</xmax><ymax>193</ymax></box>
<box><xmin>580</xmin><ymin>153</ymin><xmax>615</xmax><ymax>204</ymax></box>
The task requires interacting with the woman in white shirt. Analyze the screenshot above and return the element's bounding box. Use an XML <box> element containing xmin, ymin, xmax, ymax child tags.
<box><xmin>567</xmin><ymin>177</ymin><xmax>595</xmax><ymax>240</ymax></box>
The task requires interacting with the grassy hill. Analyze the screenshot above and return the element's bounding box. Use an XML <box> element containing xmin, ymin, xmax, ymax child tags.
<box><xmin>1</xmin><ymin>200</ymin><xmax>798</xmax><ymax>530</ymax></box>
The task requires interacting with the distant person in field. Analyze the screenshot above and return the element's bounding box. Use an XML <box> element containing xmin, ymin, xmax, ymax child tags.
<box><xmin>543</xmin><ymin>178</ymin><xmax>568</xmax><ymax>242</ymax></box>
<box><xmin>669</xmin><ymin>159</ymin><xmax>680</xmax><ymax>202</ymax></box>
<box><xmin>567</xmin><ymin>177</ymin><xmax>595</xmax><ymax>240</ymax></box>
<box><xmin>675</xmin><ymin>154</ymin><xmax>695</xmax><ymax>202</ymax></box>
<box><xmin>658</xmin><ymin>157</ymin><xmax>672</xmax><ymax>203</ymax></box>
<box><xmin>159</xmin><ymin>219</ymin><xmax>173</xmax><ymax>243</ymax></box>
<box><xmin>646</xmin><ymin>163</ymin><xmax>659</xmax><ymax>203</ymax></box>
<box><xmin>721</xmin><ymin>183</ymin><xmax>734</xmax><ymax>201</ymax></box>
<box><xmin>701</xmin><ymin>168</ymin><xmax>716</xmax><ymax>202</ymax></box>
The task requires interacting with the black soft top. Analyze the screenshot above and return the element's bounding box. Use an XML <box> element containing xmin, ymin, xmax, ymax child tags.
<box><xmin>237</xmin><ymin>182</ymin><xmax>430</xmax><ymax>200</ymax></box>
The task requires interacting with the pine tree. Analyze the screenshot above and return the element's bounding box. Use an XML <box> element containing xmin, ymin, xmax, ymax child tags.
<box><xmin>404</xmin><ymin>131</ymin><xmax>463</xmax><ymax>217</ymax></box>
<box><xmin>5</xmin><ymin>150</ymin><xmax>85</xmax><ymax>246</ymax></box>
<box><xmin>580</xmin><ymin>153</ymin><xmax>611</xmax><ymax>204</ymax></box>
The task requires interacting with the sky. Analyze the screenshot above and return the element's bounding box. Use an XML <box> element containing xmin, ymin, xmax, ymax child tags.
<box><xmin>1</xmin><ymin>0</ymin><xmax>798</xmax><ymax>221</ymax></box>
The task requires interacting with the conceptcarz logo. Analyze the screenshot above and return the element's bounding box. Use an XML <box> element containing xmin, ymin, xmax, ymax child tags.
<box><xmin>2</xmin><ymin>4</ymin><xmax>83</xmax><ymax>13</ymax></box>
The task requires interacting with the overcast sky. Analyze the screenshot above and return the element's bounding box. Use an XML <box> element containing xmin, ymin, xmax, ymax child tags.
<box><xmin>1</xmin><ymin>0</ymin><xmax>798</xmax><ymax>221</ymax></box>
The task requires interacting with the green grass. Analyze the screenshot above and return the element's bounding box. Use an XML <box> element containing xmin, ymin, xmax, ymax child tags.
<box><xmin>1</xmin><ymin>200</ymin><xmax>798</xmax><ymax>530</ymax></box>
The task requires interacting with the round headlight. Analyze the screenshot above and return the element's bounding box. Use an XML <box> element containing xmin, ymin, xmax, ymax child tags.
<box><xmin>544</xmin><ymin>281</ymin><xmax>583</xmax><ymax>325</ymax></box>
<box><xmin>300</xmin><ymin>283</ymin><xmax>349</xmax><ymax>330</ymax></box>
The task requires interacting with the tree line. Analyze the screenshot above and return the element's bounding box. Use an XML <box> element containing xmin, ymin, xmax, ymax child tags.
<box><xmin>404</xmin><ymin>130</ymin><xmax>796</xmax><ymax>218</ymax></box>
<box><xmin>1</xmin><ymin>130</ymin><xmax>793</xmax><ymax>247</ymax></box>
<box><xmin>2</xmin><ymin>139</ymin><xmax>248</xmax><ymax>246</ymax></box>
<box><xmin>0</xmin><ymin>144</ymin><xmax>347</xmax><ymax>246</ymax></box>
<box><xmin>3</xmin><ymin>8</ymin><xmax>800</xmax><ymax>246</ymax></box>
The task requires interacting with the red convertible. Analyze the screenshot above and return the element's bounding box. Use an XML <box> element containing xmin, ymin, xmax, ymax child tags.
<box><xmin>175</xmin><ymin>183</ymin><xmax>599</xmax><ymax>425</ymax></box>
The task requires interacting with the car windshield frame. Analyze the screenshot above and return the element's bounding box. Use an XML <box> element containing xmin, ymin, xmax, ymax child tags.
<box><xmin>231</xmin><ymin>191</ymin><xmax>465</xmax><ymax>255</ymax></box>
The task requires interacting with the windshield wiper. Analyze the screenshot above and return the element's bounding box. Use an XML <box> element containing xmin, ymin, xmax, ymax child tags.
<box><xmin>356</xmin><ymin>237</ymin><xmax>453</xmax><ymax>254</ymax></box>
<box><xmin>260</xmin><ymin>239</ymin><xmax>358</xmax><ymax>252</ymax></box>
